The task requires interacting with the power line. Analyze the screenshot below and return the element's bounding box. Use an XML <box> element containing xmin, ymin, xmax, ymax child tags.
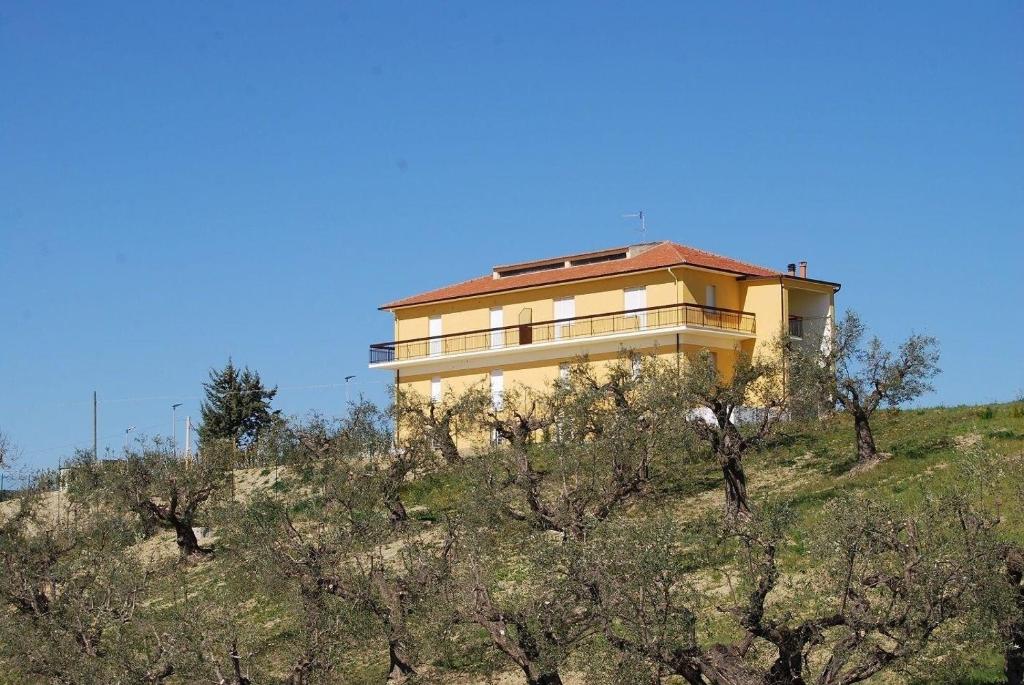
<box><xmin>0</xmin><ymin>379</ymin><xmax>392</xmax><ymax>413</ymax></box>
<box><xmin>8</xmin><ymin>378</ymin><xmax>392</xmax><ymax>459</ymax></box>
<box><xmin>16</xmin><ymin>421</ymin><xmax>167</xmax><ymax>458</ymax></box>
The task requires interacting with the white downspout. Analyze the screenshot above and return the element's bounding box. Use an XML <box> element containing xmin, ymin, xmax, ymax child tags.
<box><xmin>667</xmin><ymin>267</ymin><xmax>682</xmax><ymax>304</ymax></box>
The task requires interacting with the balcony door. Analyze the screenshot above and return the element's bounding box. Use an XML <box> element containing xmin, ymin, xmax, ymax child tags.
<box><xmin>553</xmin><ymin>297</ymin><xmax>574</xmax><ymax>339</ymax></box>
<box><xmin>490</xmin><ymin>307</ymin><xmax>504</xmax><ymax>349</ymax></box>
<box><xmin>624</xmin><ymin>287</ymin><xmax>647</xmax><ymax>329</ymax></box>
<box><xmin>428</xmin><ymin>316</ymin><xmax>442</xmax><ymax>357</ymax></box>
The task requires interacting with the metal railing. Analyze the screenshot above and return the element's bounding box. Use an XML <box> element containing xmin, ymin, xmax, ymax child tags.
<box><xmin>369</xmin><ymin>301</ymin><xmax>756</xmax><ymax>364</ymax></box>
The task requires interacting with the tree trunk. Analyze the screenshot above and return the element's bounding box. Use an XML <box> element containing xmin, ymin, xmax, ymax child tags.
<box><xmin>853</xmin><ymin>411</ymin><xmax>878</xmax><ymax>462</ymax></box>
<box><xmin>766</xmin><ymin>634</ymin><xmax>807</xmax><ymax>685</ymax></box>
<box><xmin>721</xmin><ymin>455</ymin><xmax>751</xmax><ymax>519</ymax></box>
<box><xmin>387</xmin><ymin>638</ymin><xmax>416</xmax><ymax>682</ymax></box>
<box><xmin>438</xmin><ymin>430</ymin><xmax>461</xmax><ymax>465</ymax></box>
<box><xmin>172</xmin><ymin>519</ymin><xmax>210</xmax><ymax>558</ymax></box>
<box><xmin>523</xmin><ymin>664</ymin><xmax>563</xmax><ymax>685</ymax></box>
<box><xmin>387</xmin><ymin>496</ymin><xmax>409</xmax><ymax>524</ymax></box>
<box><xmin>697</xmin><ymin>645</ymin><xmax>765</xmax><ymax>685</ymax></box>
<box><xmin>1008</xmin><ymin>646</ymin><xmax>1023</xmax><ymax>685</ymax></box>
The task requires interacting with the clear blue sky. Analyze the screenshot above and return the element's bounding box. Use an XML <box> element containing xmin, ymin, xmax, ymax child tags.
<box><xmin>2</xmin><ymin>2</ymin><xmax>1022</xmax><ymax>476</ymax></box>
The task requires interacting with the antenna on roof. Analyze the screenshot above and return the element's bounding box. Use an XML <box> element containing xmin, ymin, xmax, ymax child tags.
<box><xmin>622</xmin><ymin>210</ymin><xmax>646</xmax><ymax>239</ymax></box>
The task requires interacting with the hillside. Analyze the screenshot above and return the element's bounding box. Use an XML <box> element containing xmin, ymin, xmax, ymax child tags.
<box><xmin>2</xmin><ymin>401</ymin><xmax>1023</xmax><ymax>684</ymax></box>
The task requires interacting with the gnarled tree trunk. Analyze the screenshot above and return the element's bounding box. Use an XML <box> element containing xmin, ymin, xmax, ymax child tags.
<box><xmin>436</xmin><ymin>426</ymin><xmax>461</xmax><ymax>465</ymax></box>
<box><xmin>387</xmin><ymin>638</ymin><xmax>416</xmax><ymax>682</ymax></box>
<box><xmin>721</xmin><ymin>454</ymin><xmax>751</xmax><ymax>520</ymax></box>
<box><xmin>853</xmin><ymin>411</ymin><xmax>878</xmax><ymax>462</ymax></box>
<box><xmin>172</xmin><ymin>519</ymin><xmax>210</xmax><ymax>558</ymax></box>
<box><xmin>523</xmin><ymin>664</ymin><xmax>563</xmax><ymax>685</ymax></box>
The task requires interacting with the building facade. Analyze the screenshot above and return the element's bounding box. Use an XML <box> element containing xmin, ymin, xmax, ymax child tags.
<box><xmin>369</xmin><ymin>241</ymin><xmax>839</xmax><ymax>416</ymax></box>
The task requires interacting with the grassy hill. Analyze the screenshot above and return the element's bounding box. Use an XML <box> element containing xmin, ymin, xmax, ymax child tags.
<box><xmin>3</xmin><ymin>400</ymin><xmax>1023</xmax><ymax>684</ymax></box>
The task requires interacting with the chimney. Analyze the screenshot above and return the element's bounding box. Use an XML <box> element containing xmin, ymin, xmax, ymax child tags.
<box><xmin>799</xmin><ymin>261</ymin><xmax>807</xmax><ymax>278</ymax></box>
<box><xmin>786</xmin><ymin>263</ymin><xmax>796</xmax><ymax>276</ymax></box>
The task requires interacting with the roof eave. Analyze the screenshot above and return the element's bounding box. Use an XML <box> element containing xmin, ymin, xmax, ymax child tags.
<box><xmin>738</xmin><ymin>274</ymin><xmax>842</xmax><ymax>291</ymax></box>
<box><xmin>379</xmin><ymin>261</ymin><xmax>781</xmax><ymax>311</ymax></box>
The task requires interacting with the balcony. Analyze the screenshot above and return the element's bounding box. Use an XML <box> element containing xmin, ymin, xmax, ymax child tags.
<box><xmin>369</xmin><ymin>302</ymin><xmax>756</xmax><ymax>367</ymax></box>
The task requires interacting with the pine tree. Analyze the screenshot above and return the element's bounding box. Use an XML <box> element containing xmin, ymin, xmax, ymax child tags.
<box><xmin>198</xmin><ymin>359</ymin><xmax>279</xmax><ymax>450</ymax></box>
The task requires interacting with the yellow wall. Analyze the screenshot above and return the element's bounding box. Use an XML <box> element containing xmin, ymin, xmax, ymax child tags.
<box><xmin>739</xmin><ymin>279</ymin><xmax>784</xmax><ymax>358</ymax></box>
<box><xmin>398</xmin><ymin>343</ymin><xmax>738</xmax><ymax>449</ymax></box>
<box><xmin>384</xmin><ymin>267</ymin><xmax>835</xmax><ymax>436</ymax></box>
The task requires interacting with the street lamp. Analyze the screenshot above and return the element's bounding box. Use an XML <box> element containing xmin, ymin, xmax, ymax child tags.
<box><xmin>344</xmin><ymin>375</ymin><xmax>356</xmax><ymax>405</ymax></box>
<box><xmin>124</xmin><ymin>426</ymin><xmax>135</xmax><ymax>454</ymax></box>
<box><xmin>171</xmin><ymin>403</ymin><xmax>183</xmax><ymax>456</ymax></box>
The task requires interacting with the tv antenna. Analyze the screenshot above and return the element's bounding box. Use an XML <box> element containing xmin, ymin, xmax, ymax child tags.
<box><xmin>622</xmin><ymin>210</ymin><xmax>646</xmax><ymax>238</ymax></box>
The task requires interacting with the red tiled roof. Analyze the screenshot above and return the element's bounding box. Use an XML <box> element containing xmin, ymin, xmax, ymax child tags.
<box><xmin>380</xmin><ymin>241</ymin><xmax>782</xmax><ymax>310</ymax></box>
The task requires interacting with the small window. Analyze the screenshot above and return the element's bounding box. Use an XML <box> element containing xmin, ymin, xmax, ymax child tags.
<box><xmin>430</xmin><ymin>376</ymin><xmax>442</xmax><ymax>403</ymax></box>
<box><xmin>558</xmin><ymin>363</ymin><xmax>570</xmax><ymax>381</ymax></box>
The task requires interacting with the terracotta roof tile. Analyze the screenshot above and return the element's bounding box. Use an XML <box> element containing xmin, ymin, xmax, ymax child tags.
<box><xmin>380</xmin><ymin>241</ymin><xmax>781</xmax><ymax>310</ymax></box>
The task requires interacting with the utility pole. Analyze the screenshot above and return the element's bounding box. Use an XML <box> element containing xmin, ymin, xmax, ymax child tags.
<box><xmin>171</xmin><ymin>403</ymin><xmax>182</xmax><ymax>456</ymax></box>
<box><xmin>93</xmin><ymin>391</ymin><xmax>98</xmax><ymax>462</ymax></box>
<box><xmin>345</xmin><ymin>375</ymin><xmax>356</xmax><ymax>406</ymax></box>
<box><xmin>184</xmin><ymin>416</ymin><xmax>192</xmax><ymax>460</ymax></box>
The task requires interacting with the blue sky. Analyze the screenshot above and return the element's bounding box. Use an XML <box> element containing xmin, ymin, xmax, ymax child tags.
<box><xmin>2</xmin><ymin>2</ymin><xmax>1022</xmax><ymax>475</ymax></box>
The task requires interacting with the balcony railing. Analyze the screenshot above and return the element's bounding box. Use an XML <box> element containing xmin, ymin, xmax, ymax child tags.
<box><xmin>369</xmin><ymin>302</ymin><xmax>756</xmax><ymax>365</ymax></box>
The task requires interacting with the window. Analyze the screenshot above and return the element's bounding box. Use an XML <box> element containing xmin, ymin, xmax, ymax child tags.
<box><xmin>428</xmin><ymin>316</ymin><xmax>442</xmax><ymax>357</ymax></box>
<box><xmin>553</xmin><ymin>297</ymin><xmax>574</xmax><ymax>339</ymax></box>
<box><xmin>490</xmin><ymin>307</ymin><xmax>504</xmax><ymax>349</ymax></box>
<box><xmin>558</xmin><ymin>363</ymin><xmax>570</xmax><ymax>381</ymax></box>
<box><xmin>624</xmin><ymin>287</ymin><xmax>647</xmax><ymax>329</ymax></box>
<box><xmin>430</xmin><ymin>376</ymin><xmax>441</xmax><ymax>403</ymax></box>
<box><xmin>490</xmin><ymin>369</ymin><xmax>504</xmax><ymax>410</ymax></box>
<box><xmin>705</xmin><ymin>285</ymin><xmax>717</xmax><ymax>308</ymax></box>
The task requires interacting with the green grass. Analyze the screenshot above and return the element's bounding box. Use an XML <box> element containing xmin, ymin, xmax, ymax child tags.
<box><xmin>154</xmin><ymin>402</ymin><xmax>1024</xmax><ymax>682</ymax></box>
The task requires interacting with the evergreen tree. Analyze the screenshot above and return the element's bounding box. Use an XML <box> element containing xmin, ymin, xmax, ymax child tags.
<box><xmin>198</xmin><ymin>359</ymin><xmax>279</xmax><ymax>450</ymax></box>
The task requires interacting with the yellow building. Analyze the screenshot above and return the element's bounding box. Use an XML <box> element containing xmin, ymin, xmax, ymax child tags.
<box><xmin>369</xmin><ymin>241</ymin><xmax>839</xmax><ymax>413</ymax></box>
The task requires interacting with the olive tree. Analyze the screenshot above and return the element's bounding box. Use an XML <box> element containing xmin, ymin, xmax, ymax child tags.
<box><xmin>0</xmin><ymin>429</ymin><xmax>12</xmax><ymax>468</ymax></box>
<box><xmin>469</xmin><ymin>354</ymin><xmax>685</xmax><ymax>541</ymax></box>
<box><xmin>0</xmin><ymin>493</ymin><xmax>182</xmax><ymax>684</ymax></box>
<box><xmin>228</xmin><ymin>409</ymin><xmax>457</xmax><ymax>683</ymax></box>
<box><xmin>584</xmin><ymin>475</ymin><xmax>1006</xmax><ymax>684</ymax></box>
<box><xmin>393</xmin><ymin>386</ymin><xmax>486</xmax><ymax>466</ymax></box>
<box><xmin>69</xmin><ymin>444</ymin><xmax>233</xmax><ymax>559</ymax></box>
<box><xmin>674</xmin><ymin>346</ymin><xmax>787</xmax><ymax>519</ymax></box>
<box><xmin>443</xmin><ymin>354</ymin><xmax>687</xmax><ymax>685</ymax></box>
<box><xmin>795</xmin><ymin>310</ymin><xmax>940</xmax><ymax>463</ymax></box>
